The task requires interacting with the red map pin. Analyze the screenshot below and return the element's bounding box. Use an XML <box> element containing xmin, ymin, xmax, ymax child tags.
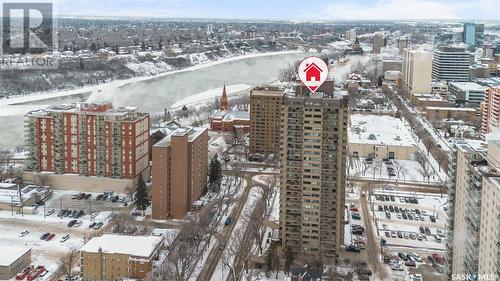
<box><xmin>298</xmin><ymin>56</ymin><xmax>329</xmax><ymax>93</ymax></box>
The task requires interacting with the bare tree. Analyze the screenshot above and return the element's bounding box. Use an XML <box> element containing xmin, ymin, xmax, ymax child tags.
<box><xmin>60</xmin><ymin>246</ymin><xmax>79</xmax><ymax>279</ymax></box>
<box><xmin>421</xmin><ymin>135</ymin><xmax>436</xmax><ymax>156</ymax></box>
<box><xmin>164</xmin><ymin>243</ymin><xmax>198</xmax><ymax>281</ymax></box>
<box><xmin>34</xmin><ymin>173</ymin><xmax>50</xmax><ymax>187</ymax></box>
<box><xmin>416</xmin><ymin>152</ymin><xmax>434</xmax><ymax>183</ymax></box>
<box><xmin>435</xmin><ymin>150</ymin><xmax>448</xmax><ymax>172</ymax></box>
<box><xmin>0</xmin><ymin>149</ymin><xmax>13</xmax><ymax>170</ymax></box>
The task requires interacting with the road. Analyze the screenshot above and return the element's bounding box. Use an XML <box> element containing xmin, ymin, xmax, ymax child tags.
<box><xmin>360</xmin><ymin>184</ymin><xmax>389</xmax><ymax>280</ymax></box>
<box><xmin>196</xmin><ymin>174</ymin><xmax>253</xmax><ymax>281</ymax></box>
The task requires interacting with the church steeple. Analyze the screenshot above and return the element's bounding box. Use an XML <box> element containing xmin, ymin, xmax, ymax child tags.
<box><xmin>220</xmin><ymin>84</ymin><xmax>228</xmax><ymax>111</ymax></box>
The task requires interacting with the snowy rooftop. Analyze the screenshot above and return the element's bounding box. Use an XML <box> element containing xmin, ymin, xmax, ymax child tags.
<box><xmin>349</xmin><ymin>114</ymin><xmax>417</xmax><ymax>147</ymax></box>
<box><xmin>449</xmin><ymin>82</ymin><xmax>488</xmax><ymax>92</ymax></box>
<box><xmin>0</xmin><ymin>245</ymin><xmax>31</xmax><ymax>266</ymax></box>
<box><xmin>80</xmin><ymin>234</ymin><xmax>163</xmax><ymax>258</ymax></box>
<box><xmin>154</xmin><ymin>127</ymin><xmax>207</xmax><ymax>147</ymax></box>
<box><xmin>426</xmin><ymin>106</ymin><xmax>476</xmax><ymax>112</ymax></box>
<box><xmin>223</xmin><ymin>111</ymin><xmax>250</xmax><ymax>121</ymax></box>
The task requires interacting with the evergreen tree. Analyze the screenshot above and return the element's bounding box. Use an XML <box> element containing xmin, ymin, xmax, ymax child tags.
<box><xmin>135</xmin><ymin>174</ymin><xmax>150</xmax><ymax>214</ymax></box>
<box><xmin>208</xmin><ymin>154</ymin><xmax>222</xmax><ymax>192</ymax></box>
<box><xmin>90</xmin><ymin>42</ymin><xmax>97</xmax><ymax>52</ymax></box>
<box><xmin>79</xmin><ymin>58</ymin><xmax>84</xmax><ymax>70</ymax></box>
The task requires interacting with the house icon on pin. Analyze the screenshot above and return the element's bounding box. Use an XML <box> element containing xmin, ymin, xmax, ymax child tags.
<box><xmin>304</xmin><ymin>62</ymin><xmax>322</xmax><ymax>81</ymax></box>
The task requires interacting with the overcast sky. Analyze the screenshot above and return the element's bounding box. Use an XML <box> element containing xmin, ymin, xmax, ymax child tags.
<box><xmin>50</xmin><ymin>0</ymin><xmax>499</xmax><ymax>20</ymax></box>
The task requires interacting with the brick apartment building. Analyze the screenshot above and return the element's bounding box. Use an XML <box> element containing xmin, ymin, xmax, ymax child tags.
<box><xmin>151</xmin><ymin>127</ymin><xmax>208</xmax><ymax>219</ymax></box>
<box><xmin>80</xmin><ymin>234</ymin><xmax>164</xmax><ymax>281</ymax></box>
<box><xmin>481</xmin><ymin>87</ymin><xmax>500</xmax><ymax>134</ymax></box>
<box><xmin>24</xmin><ymin>102</ymin><xmax>149</xmax><ymax>179</ymax></box>
<box><xmin>249</xmin><ymin>86</ymin><xmax>283</xmax><ymax>155</ymax></box>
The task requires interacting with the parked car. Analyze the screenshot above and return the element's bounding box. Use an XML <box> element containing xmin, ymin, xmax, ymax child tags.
<box><xmin>399</xmin><ymin>197</ymin><xmax>404</xmax><ymax>203</ymax></box>
<box><xmin>410</xmin><ymin>233</ymin><xmax>416</xmax><ymax>240</ymax></box>
<box><xmin>60</xmin><ymin>234</ymin><xmax>70</xmax><ymax>242</ymax></box>
<box><xmin>430</xmin><ymin>215</ymin><xmax>436</xmax><ymax>222</ymax></box>
<box><xmin>404</xmin><ymin>232</ymin><xmax>409</xmax><ymax>239</ymax></box>
<box><xmin>346</xmin><ymin>244</ymin><xmax>361</xmax><ymax>252</ymax></box>
<box><xmin>397</xmin><ymin>231</ymin><xmax>403</xmax><ymax>238</ymax></box>
<box><xmin>404</xmin><ymin>197</ymin><xmax>410</xmax><ymax>203</ymax></box>
<box><xmin>96</xmin><ymin>194</ymin><xmax>103</xmax><ymax>201</ymax></box>
<box><xmin>405</xmin><ymin>260</ymin><xmax>416</xmax><ymax>267</ymax></box>
<box><xmin>89</xmin><ymin>222</ymin><xmax>96</xmax><ymax>229</ymax></box>
<box><xmin>76</xmin><ymin>210</ymin><xmax>84</xmax><ymax>218</ymax></box>
<box><xmin>389</xmin><ymin>206</ymin><xmax>394</xmax><ymax>212</ymax></box>
<box><xmin>411</xmin><ymin>253</ymin><xmax>423</xmax><ymax>262</ymax></box>
<box><xmin>40</xmin><ymin>233</ymin><xmax>50</xmax><ymax>240</ymax></box>
<box><xmin>93</xmin><ymin>222</ymin><xmax>103</xmax><ymax>230</ymax></box>
<box><xmin>46</xmin><ymin>209</ymin><xmax>55</xmax><ymax>216</ymax></box>
<box><xmin>351</xmin><ymin>213</ymin><xmax>361</xmax><ymax>220</ymax></box>
<box><xmin>19</xmin><ymin>230</ymin><xmax>30</xmax><ymax>237</ymax></box>
<box><xmin>390</xmin><ymin>230</ymin><xmax>397</xmax><ymax>238</ymax></box>
<box><xmin>224</xmin><ymin>217</ymin><xmax>232</xmax><ymax>225</ymax></box>
<box><xmin>390</xmin><ymin>196</ymin><xmax>395</xmax><ymax>201</ymax></box>
<box><xmin>402</xmin><ymin>213</ymin><xmax>408</xmax><ymax>219</ymax></box>
<box><xmin>27</xmin><ymin>266</ymin><xmax>45</xmax><ymax>281</ymax></box>
<box><xmin>394</xmin><ymin>206</ymin><xmax>399</xmax><ymax>212</ymax></box>
<box><xmin>385</xmin><ymin>212</ymin><xmax>391</xmax><ymax>219</ymax></box>
<box><xmin>356</xmin><ymin>268</ymin><xmax>372</xmax><ymax>276</ymax></box>
<box><xmin>384</xmin><ymin>231</ymin><xmax>390</xmax><ymax>238</ymax></box>
<box><xmin>46</xmin><ymin>233</ymin><xmax>55</xmax><ymax>241</ymax></box>
<box><xmin>71</xmin><ymin>194</ymin><xmax>78</xmax><ymax>199</ymax></box>
<box><xmin>398</xmin><ymin>252</ymin><xmax>407</xmax><ymax>260</ymax></box>
<box><xmin>378</xmin><ymin>205</ymin><xmax>383</xmax><ymax>211</ymax></box>
<box><xmin>74</xmin><ymin>220</ymin><xmax>83</xmax><ymax>227</ymax></box>
<box><xmin>16</xmin><ymin>266</ymin><xmax>33</xmax><ymax>280</ymax></box>
<box><xmin>84</xmin><ymin>193</ymin><xmax>91</xmax><ymax>199</ymax></box>
<box><xmin>67</xmin><ymin>219</ymin><xmax>77</xmax><ymax>227</ymax></box>
<box><xmin>424</xmin><ymin>227</ymin><xmax>431</xmax><ymax>235</ymax></box>
<box><xmin>77</xmin><ymin>193</ymin><xmax>86</xmax><ymax>200</ymax></box>
<box><xmin>419</xmin><ymin>226</ymin><xmax>425</xmax><ymax>234</ymax></box>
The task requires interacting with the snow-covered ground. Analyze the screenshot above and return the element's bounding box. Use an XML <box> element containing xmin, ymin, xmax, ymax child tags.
<box><xmin>170</xmin><ymin>84</ymin><xmax>252</xmax><ymax>110</ymax></box>
<box><xmin>348</xmin><ymin>157</ymin><xmax>441</xmax><ymax>184</ymax></box>
<box><xmin>211</xmin><ymin>186</ymin><xmax>261</xmax><ymax>281</ymax></box>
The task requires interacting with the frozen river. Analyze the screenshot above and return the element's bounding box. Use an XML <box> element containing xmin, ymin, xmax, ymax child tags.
<box><xmin>0</xmin><ymin>51</ymin><xmax>307</xmax><ymax>148</ymax></box>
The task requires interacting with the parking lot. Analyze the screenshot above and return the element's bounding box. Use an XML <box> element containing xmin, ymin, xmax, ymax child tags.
<box><xmin>370</xmin><ymin>191</ymin><xmax>447</xmax><ymax>251</ymax></box>
<box><xmin>0</xmin><ymin>190</ymin><xmax>128</xmax><ymax>281</ymax></box>
<box><xmin>343</xmin><ymin>182</ymin><xmax>448</xmax><ymax>281</ymax></box>
<box><xmin>46</xmin><ymin>190</ymin><xmax>131</xmax><ymax>214</ymax></box>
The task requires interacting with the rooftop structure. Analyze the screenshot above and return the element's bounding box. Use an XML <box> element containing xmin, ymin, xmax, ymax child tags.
<box><xmin>81</xmin><ymin>234</ymin><xmax>163</xmax><ymax>257</ymax></box>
